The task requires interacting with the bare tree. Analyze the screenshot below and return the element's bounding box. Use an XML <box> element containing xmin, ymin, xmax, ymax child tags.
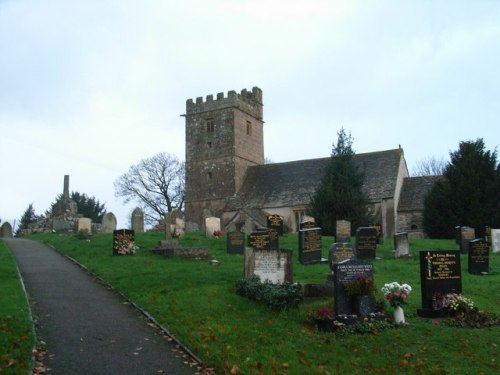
<box><xmin>114</xmin><ymin>153</ymin><xmax>185</xmax><ymax>224</ymax></box>
<box><xmin>411</xmin><ymin>156</ymin><xmax>447</xmax><ymax>176</ymax></box>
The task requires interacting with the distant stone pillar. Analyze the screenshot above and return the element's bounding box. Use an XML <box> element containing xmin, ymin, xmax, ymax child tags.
<box><xmin>63</xmin><ymin>175</ymin><xmax>70</xmax><ymax>201</ymax></box>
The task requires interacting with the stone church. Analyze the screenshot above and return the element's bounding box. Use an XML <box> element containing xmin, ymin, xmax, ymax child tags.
<box><xmin>183</xmin><ymin>86</ymin><xmax>435</xmax><ymax>238</ymax></box>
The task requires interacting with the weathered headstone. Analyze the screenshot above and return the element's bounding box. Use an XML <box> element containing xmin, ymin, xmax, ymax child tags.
<box><xmin>248</xmin><ymin>231</ymin><xmax>271</xmax><ymax>250</ymax></box>
<box><xmin>468</xmin><ymin>239</ymin><xmax>489</xmax><ymax>274</ymax></box>
<box><xmin>335</xmin><ymin>220</ymin><xmax>351</xmax><ymax>243</ymax></box>
<box><xmin>333</xmin><ymin>259</ymin><xmax>373</xmax><ymax>316</ymax></box>
<box><xmin>267</xmin><ymin>214</ymin><xmax>284</xmax><ymax>236</ymax></box>
<box><xmin>300</xmin><ymin>220</ymin><xmax>316</xmax><ymax>230</ymax></box>
<box><xmin>417</xmin><ymin>250</ymin><xmax>462</xmax><ymax>318</ymax></box>
<box><xmin>328</xmin><ymin>242</ymin><xmax>356</xmax><ymax>271</ymax></box>
<box><xmin>0</xmin><ymin>222</ymin><xmax>13</xmax><ymax>238</ymax></box>
<box><xmin>460</xmin><ymin>226</ymin><xmax>475</xmax><ymax>254</ymax></box>
<box><xmin>298</xmin><ymin>227</ymin><xmax>322</xmax><ymax>264</ymax></box>
<box><xmin>491</xmin><ymin>229</ymin><xmax>500</xmax><ymax>253</ymax></box>
<box><xmin>227</xmin><ymin>230</ymin><xmax>245</xmax><ymax>254</ymax></box>
<box><xmin>52</xmin><ymin>218</ymin><xmax>73</xmax><ymax>232</ymax></box>
<box><xmin>244</xmin><ymin>247</ymin><xmax>293</xmax><ymax>284</ymax></box>
<box><xmin>101</xmin><ymin>212</ymin><xmax>117</xmax><ymax>233</ymax></box>
<box><xmin>113</xmin><ymin>229</ymin><xmax>136</xmax><ymax>255</ymax></box>
<box><xmin>131</xmin><ymin>208</ymin><xmax>144</xmax><ymax>233</ymax></box>
<box><xmin>77</xmin><ymin>218</ymin><xmax>92</xmax><ymax>233</ymax></box>
<box><xmin>393</xmin><ymin>232</ymin><xmax>410</xmax><ymax>258</ymax></box>
<box><xmin>355</xmin><ymin>227</ymin><xmax>378</xmax><ymax>259</ymax></box>
<box><xmin>205</xmin><ymin>216</ymin><xmax>221</xmax><ymax>237</ymax></box>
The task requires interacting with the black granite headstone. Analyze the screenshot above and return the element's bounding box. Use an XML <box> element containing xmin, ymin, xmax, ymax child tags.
<box><xmin>298</xmin><ymin>227</ymin><xmax>322</xmax><ymax>264</ymax></box>
<box><xmin>267</xmin><ymin>214</ymin><xmax>284</xmax><ymax>236</ymax></box>
<box><xmin>333</xmin><ymin>259</ymin><xmax>373</xmax><ymax>316</ymax></box>
<box><xmin>417</xmin><ymin>250</ymin><xmax>462</xmax><ymax>318</ymax></box>
<box><xmin>227</xmin><ymin>230</ymin><xmax>245</xmax><ymax>254</ymax></box>
<box><xmin>113</xmin><ymin>229</ymin><xmax>135</xmax><ymax>256</ymax></box>
<box><xmin>248</xmin><ymin>231</ymin><xmax>271</xmax><ymax>250</ymax></box>
<box><xmin>468</xmin><ymin>239</ymin><xmax>489</xmax><ymax>274</ymax></box>
<box><xmin>355</xmin><ymin>227</ymin><xmax>378</xmax><ymax>259</ymax></box>
<box><xmin>328</xmin><ymin>243</ymin><xmax>356</xmax><ymax>271</ymax></box>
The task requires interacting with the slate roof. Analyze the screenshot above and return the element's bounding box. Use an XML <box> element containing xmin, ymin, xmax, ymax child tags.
<box><xmin>234</xmin><ymin>148</ymin><xmax>405</xmax><ymax>209</ymax></box>
<box><xmin>398</xmin><ymin>175</ymin><xmax>443</xmax><ymax>211</ymax></box>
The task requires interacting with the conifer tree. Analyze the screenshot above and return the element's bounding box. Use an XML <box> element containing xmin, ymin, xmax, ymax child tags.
<box><xmin>16</xmin><ymin>203</ymin><xmax>38</xmax><ymax>236</ymax></box>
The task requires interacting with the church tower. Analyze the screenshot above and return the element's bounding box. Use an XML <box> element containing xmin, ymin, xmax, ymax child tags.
<box><xmin>183</xmin><ymin>87</ymin><xmax>264</xmax><ymax>229</ymax></box>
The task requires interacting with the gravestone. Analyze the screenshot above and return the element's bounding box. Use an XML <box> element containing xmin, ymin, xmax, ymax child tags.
<box><xmin>101</xmin><ymin>212</ymin><xmax>117</xmax><ymax>233</ymax></box>
<box><xmin>131</xmin><ymin>208</ymin><xmax>144</xmax><ymax>233</ymax></box>
<box><xmin>52</xmin><ymin>218</ymin><xmax>73</xmax><ymax>232</ymax></box>
<box><xmin>300</xmin><ymin>220</ymin><xmax>316</xmax><ymax>230</ymax></box>
<box><xmin>485</xmin><ymin>226</ymin><xmax>491</xmax><ymax>245</ymax></box>
<box><xmin>328</xmin><ymin>242</ymin><xmax>356</xmax><ymax>271</ymax></box>
<box><xmin>77</xmin><ymin>218</ymin><xmax>92</xmax><ymax>233</ymax></box>
<box><xmin>113</xmin><ymin>229</ymin><xmax>135</xmax><ymax>256</ymax></box>
<box><xmin>248</xmin><ymin>231</ymin><xmax>271</xmax><ymax>250</ymax></box>
<box><xmin>268</xmin><ymin>229</ymin><xmax>279</xmax><ymax>250</ymax></box>
<box><xmin>298</xmin><ymin>227</ymin><xmax>322</xmax><ymax>264</ymax></box>
<box><xmin>227</xmin><ymin>230</ymin><xmax>245</xmax><ymax>254</ymax></box>
<box><xmin>335</xmin><ymin>220</ymin><xmax>351</xmax><ymax>243</ymax></box>
<box><xmin>205</xmin><ymin>216</ymin><xmax>221</xmax><ymax>237</ymax></box>
<box><xmin>244</xmin><ymin>247</ymin><xmax>293</xmax><ymax>284</ymax></box>
<box><xmin>393</xmin><ymin>232</ymin><xmax>409</xmax><ymax>258</ymax></box>
<box><xmin>0</xmin><ymin>222</ymin><xmax>13</xmax><ymax>238</ymax></box>
<box><xmin>460</xmin><ymin>226</ymin><xmax>475</xmax><ymax>254</ymax></box>
<box><xmin>355</xmin><ymin>227</ymin><xmax>378</xmax><ymax>259</ymax></box>
<box><xmin>333</xmin><ymin>259</ymin><xmax>373</xmax><ymax>316</ymax></box>
<box><xmin>491</xmin><ymin>229</ymin><xmax>500</xmax><ymax>253</ymax></box>
<box><xmin>455</xmin><ymin>225</ymin><xmax>461</xmax><ymax>245</ymax></box>
<box><xmin>468</xmin><ymin>239</ymin><xmax>489</xmax><ymax>274</ymax></box>
<box><xmin>267</xmin><ymin>214</ymin><xmax>284</xmax><ymax>236</ymax></box>
<box><xmin>417</xmin><ymin>250</ymin><xmax>462</xmax><ymax>318</ymax></box>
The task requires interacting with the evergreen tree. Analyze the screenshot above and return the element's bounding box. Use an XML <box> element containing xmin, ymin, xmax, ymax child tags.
<box><xmin>423</xmin><ymin>138</ymin><xmax>500</xmax><ymax>238</ymax></box>
<box><xmin>16</xmin><ymin>203</ymin><xmax>38</xmax><ymax>236</ymax></box>
<box><xmin>309</xmin><ymin>128</ymin><xmax>370</xmax><ymax>235</ymax></box>
<box><xmin>48</xmin><ymin>192</ymin><xmax>106</xmax><ymax>222</ymax></box>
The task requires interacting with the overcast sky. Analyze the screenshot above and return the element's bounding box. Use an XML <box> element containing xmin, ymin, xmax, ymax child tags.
<box><xmin>1</xmin><ymin>0</ymin><xmax>499</xmax><ymax>229</ymax></box>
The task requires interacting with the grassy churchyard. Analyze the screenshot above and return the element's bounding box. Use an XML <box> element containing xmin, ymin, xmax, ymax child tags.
<box><xmin>3</xmin><ymin>232</ymin><xmax>500</xmax><ymax>374</ymax></box>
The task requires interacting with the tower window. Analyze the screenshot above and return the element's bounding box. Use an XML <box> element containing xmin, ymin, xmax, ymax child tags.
<box><xmin>246</xmin><ymin>121</ymin><xmax>252</xmax><ymax>135</ymax></box>
<box><xmin>207</xmin><ymin>141</ymin><xmax>212</xmax><ymax>148</ymax></box>
<box><xmin>206</xmin><ymin>119</ymin><xmax>215</xmax><ymax>132</ymax></box>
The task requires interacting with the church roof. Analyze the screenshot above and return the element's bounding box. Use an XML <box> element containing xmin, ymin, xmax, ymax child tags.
<box><xmin>398</xmin><ymin>175</ymin><xmax>443</xmax><ymax>211</ymax></box>
<box><xmin>236</xmin><ymin>148</ymin><xmax>405</xmax><ymax>209</ymax></box>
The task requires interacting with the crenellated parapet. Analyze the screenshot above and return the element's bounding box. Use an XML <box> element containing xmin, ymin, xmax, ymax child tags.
<box><xmin>185</xmin><ymin>86</ymin><xmax>263</xmax><ymax>119</ymax></box>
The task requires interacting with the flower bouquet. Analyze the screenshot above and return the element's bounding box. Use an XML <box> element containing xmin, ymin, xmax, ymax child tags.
<box><xmin>113</xmin><ymin>232</ymin><xmax>138</xmax><ymax>255</ymax></box>
<box><xmin>381</xmin><ymin>282</ymin><xmax>412</xmax><ymax>307</ymax></box>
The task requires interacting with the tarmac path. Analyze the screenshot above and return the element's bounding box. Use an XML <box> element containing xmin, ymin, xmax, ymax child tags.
<box><xmin>4</xmin><ymin>238</ymin><xmax>199</xmax><ymax>375</ymax></box>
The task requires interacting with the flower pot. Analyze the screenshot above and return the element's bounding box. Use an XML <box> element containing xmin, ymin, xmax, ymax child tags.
<box><xmin>393</xmin><ymin>306</ymin><xmax>405</xmax><ymax>324</ymax></box>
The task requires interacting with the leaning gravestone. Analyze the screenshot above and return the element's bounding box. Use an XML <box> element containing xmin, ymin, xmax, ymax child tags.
<box><xmin>328</xmin><ymin>242</ymin><xmax>356</xmax><ymax>271</ymax></box>
<box><xmin>393</xmin><ymin>232</ymin><xmax>410</xmax><ymax>258</ymax></box>
<box><xmin>417</xmin><ymin>250</ymin><xmax>462</xmax><ymax>318</ymax></box>
<box><xmin>267</xmin><ymin>214</ymin><xmax>284</xmax><ymax>236</ymax></box>
<box><xmin>335</xmin><ymin>220</ymin><xmax>351</xmax><ymax>243</ymax></box>
<box><xmin>244</xmin><ymin>247</ymin><xmax>293</xmax><ymax>284</ymax></box>
<box><xmin>131</xmin><ymin>208</ymin><xmax>144</xmax><ymax>233</ymax></box>
<box><xmin>205</xmin><ymin>216</ymin><xmax>221</xmax><ymax>237</ymax></box>
<box><xmin>491</xmin><ymin>229</ymin><xmax>500</xmax><ymax>253</ymax></box>
<box><xmin>227</xmin><ymin>230</ymin><xmax>245</xmax><ymax>254</ymax></box>
<box><xmin>77</xmin><ymin>218</ymin><xmax>92</xmax><ymax>233</ymax></box>
<box><xmin>460</xmin><ymin>226</ymin><xmax>475</xmax><ymax>254</ymax></box>
<box><xmin>333</xmin><ymin>259</ymin><xmax>374</xmax><ymax>316</ymax></box>
<box><xmin>248</xmin><ymin>230</ymin><xmax>271</xmax><ymax>250</ymax></box>
<box><xmin>468</xmin><ymin>239</ymin><xmax>489</xmax><ymax>274</ymax></box>
<box><xmin>0</xmin><ymin>222</ymin><xmax>13</xmax><ymax>238</ymax></box>
<box><xmin>101</xmin><ymin>212</ymin><xmax>117</xmax><ymax>233</ymax></box>
<box><xmin>298</xmin><ymin>227</ymin><xmax>322</xmax><ymax>264</ymax></box>
<box><xmin>113</xmin><ymin>229</ymin><xmax>135</xmax><ymax>256</ymax></box>
<box><xmin>356</xmin><ymin>227</ymin><xmax>378</xmax><ymax>259</ymax></box>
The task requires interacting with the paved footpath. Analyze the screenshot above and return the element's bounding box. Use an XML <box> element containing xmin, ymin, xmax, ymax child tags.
<box><xmin>4</xmin><ymin>238</ymin><xmax>199</xmax><ymax>375</ymax></box>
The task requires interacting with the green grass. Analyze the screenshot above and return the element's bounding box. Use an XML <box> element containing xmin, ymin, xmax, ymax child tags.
<box><xmin>30</xmin><ymin>232</ymin><xmax>499</xmax><ymax>375</ymax></box>
<box><xmin>0</xmin><ymin>240</ymin><xmax>35</xmax><ymax>374</ymax></box>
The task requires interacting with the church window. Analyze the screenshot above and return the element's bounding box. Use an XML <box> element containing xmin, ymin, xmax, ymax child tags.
<box><xmin>207</xmin><ymin>171</ymin><xmax>212</xmax><ymax>180</ymax></box>
<box><xmin>246</xmin><ymin>121</ymin><xmax>252</xmax><ymax>135</ymax></box>
<box><xmin>206</xmin><ymin>119</ymin><xmax>215</xmax><ymax>132</ymax></box>
<box><xmin>207</xmin><ymin>141</ymin><xmax>212</xmax><ymax>148</ymax></box>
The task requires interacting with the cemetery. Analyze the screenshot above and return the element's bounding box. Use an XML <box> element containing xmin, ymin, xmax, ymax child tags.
<box><xmin>5</xmin><ymin>225</ymin><xmax>496</xmax><ymax>375</ymax></box>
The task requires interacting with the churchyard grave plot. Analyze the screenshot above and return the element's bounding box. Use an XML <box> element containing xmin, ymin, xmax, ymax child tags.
<box><xmin>113</xmin><ymin>229</ymin><xmax>136</xmax><ymax>256</ymax></box>
<box><xmin>417</xmin><ymin>250</ymin><xmax>462</xmax><ymax>318</ymax></box>
<box><xmin>355</xmin><ymin>227</ymin><xmax>378</xmax><ymax>259</ymax></box>
<box><xmin>267</xmin><ymin>214</ymin><xmax>284</xmax><ymax>236</ymax></box>
<box><xmin>468</xmin><ymin>239</ymin><xmax>489</xmax><ymax>275</ymax></box>
<box><xmin>298</xmin><ymin>227</ymin><xmax>323</xmax><ymax>264</ymax></box>
<box><xmin>244</xmin><ymin>247</ymin><xmax>293</xmax><ymax>284</ymax></box>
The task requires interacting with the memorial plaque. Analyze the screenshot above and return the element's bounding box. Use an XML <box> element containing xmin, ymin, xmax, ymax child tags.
<box><xmin>417</xmin><ymin>250</ymin><xmax>462</xmax><ymax>317</ymax></box>
<box><xmin>460</xmin><ymin>226</ymin><xmax>475</xmax><ymax>254</ymax></box>
<box><xmin>328</xmin><ymin>242</ymin><xmax>356</xmax><ymax>271</ymax></box>
<box><xmin>492</xmin><ymin>229</ymin><xmax>500</xmax><ymax>253</ymax></box>
<box><xmin>267</xmin><ymin>214</ymin><xmax>284</xmax><ymax>236</ymax></box>
<box><xmin>113</xmin><ymin>229</ymin><xmax>135</xmax><ymax>256</ymax></box>
<box><xmin>335</xmin><ymin>220</ymin><xmax>351</xmax><ymax>243</ymax></box>
<box><xmin>244</xmin><ymin>248</ymin><xmax>293</xmax><ymax>284</ymax></box>
<box><xmin>333</xmin><ymin>259</ymin><xmax>373</xmax><ymax>316</ymax></box>
<box><xmin>248</xmin><ymin>231</ymin><xmax>271</xmax><ymax>250</ymax></box>
<box><xmin>468</xmin><ymin>239</ymin><xmax>489</xmax><ymax>274</ymax></box>
<box><xmin>356</xmin><ymin>227</ymin><xmax>378</xmax><ymax>259</ymax></box>
<box><xmin>227</xmin><ymin>230</ymin><xmax>245</xmax><ymax>254</ymax></box>
<box><xmin>298</xmin><ymin>227</ymin><xmax>322</xmax><ymax>264</ymax></box>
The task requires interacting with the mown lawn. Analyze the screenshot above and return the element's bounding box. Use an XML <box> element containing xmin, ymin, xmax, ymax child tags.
<box><xmin>30</xmin><ymin>232</ymin><xmax>499</xmax><ymax>374</ymax></box>
<box><xmin>0</xmin><ymin>240</ymin><xmax>35</xmax><ymax>374</ymax></box>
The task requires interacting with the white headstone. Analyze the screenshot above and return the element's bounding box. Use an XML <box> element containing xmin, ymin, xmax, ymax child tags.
<box><xmin>205</xmin><ymin>217</ymin><xmax>221</xmax><ymax>237</ymax></box>
<box><xmin>394</xmin><ymin>232</ymin><xmax>410</xmax><ymax>258</ymax></box>
<box><xmin>491</xmin><ymin>229</ymin><xmax>500</xmax><ymax>253</ymax></box>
